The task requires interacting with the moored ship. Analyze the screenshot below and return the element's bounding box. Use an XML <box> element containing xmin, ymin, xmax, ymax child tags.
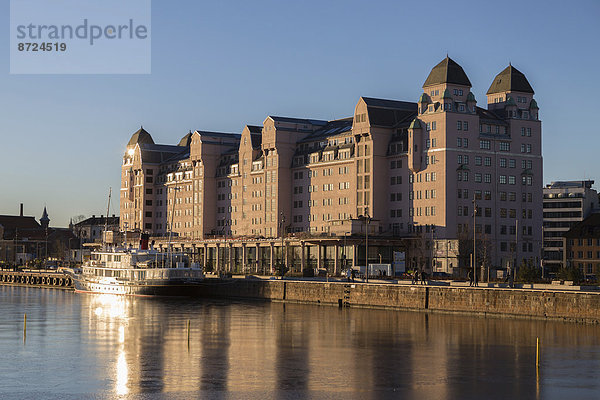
<box><xmin>72</xmin><ymin>248</ymin><xmax>204</xmax><ymax>296</ymax></box>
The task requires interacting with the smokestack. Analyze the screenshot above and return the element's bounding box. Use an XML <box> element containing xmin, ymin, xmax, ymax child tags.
<box><xmin>20</xmin><ymin>203</ymin><xmax>23</xmax><ymax>217</ymax></box>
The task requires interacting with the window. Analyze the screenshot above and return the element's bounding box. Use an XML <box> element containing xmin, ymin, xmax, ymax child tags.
<box><xmin>509</xmin><ymin>159</ymin><xmax>516</xmax><ymax>168</ymax></box>
<box><xmin>499</xmin><ymin>142</ymin><xmax>510</xmax><ymax>151</ymax></box>
<box><xmin>457</xmin><ymin>121</ymin><xmax>462</xmax><ymax>130</ymax></box>
<box><xmin>484</xmin><ymin>174</ymin><xmax>492</xmax><ymax>183</ymax></box>
<box><xmin>464</xmin><ymin>121</ymin><xmax>469</xmax><ymax>131</ymax></box>
<box><xmin>475</xmin><ymin>156</ymin><xmax>482</xmax><ymax>166</ymax></box>
<box><xmin>500</xmin><ymin>158</ymin><xmax>507</xmax><ymax>168</ymax></box>
<box><xmin>475</xmin><ymin>173</ymin><xmax>482</xmax><ymax>183</ymax></box>
<box><xmin>457</xmin><ymin>138</ymin><xmax>462</xmax><ymax>147</ymax></box>
<box><xmin>484</xmin><ymin>157</ymin><xmax>491</xmax><ymax>167</ymax></box>
<box><xmin>499</xmin><ymin>175</ymin><xmax>507</xmax><ymax>184</ymax></box>
<box><xmin>480</xmin><ymin>140</ymin><xmax>491</xmax><ymax>150</ymax></box>
<box><xmin>508</xmin><ymin>176</ymin><xmax>516</xmax><ymax>185</ymax></box>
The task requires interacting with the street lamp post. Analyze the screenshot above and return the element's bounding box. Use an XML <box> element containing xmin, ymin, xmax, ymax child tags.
<box><xmin>365</xmin><ymin>209</ymin><xmax>370</xmax><ymax>283</ymax></box>
<box><xmin>279</xmin><ymin>211</ymin><xmax>286</xmax><ymax>279</ymax></box>
<box><xmin>472</xmin><ymin>195</ymin><xmax>477</xmax><ymax>286</ymax></box>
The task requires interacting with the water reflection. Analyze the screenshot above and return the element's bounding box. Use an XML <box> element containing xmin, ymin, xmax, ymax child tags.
<box><xmin>2</xmin><ymin>286</ymin><xmax>600</xmax><ymax>399</ymax></box>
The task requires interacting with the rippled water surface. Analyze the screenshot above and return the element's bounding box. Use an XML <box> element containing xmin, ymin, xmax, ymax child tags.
<box><xmin>1</xmin><ymin>286</ymin><xmax>600</xmax><ymax>399</ymax></box>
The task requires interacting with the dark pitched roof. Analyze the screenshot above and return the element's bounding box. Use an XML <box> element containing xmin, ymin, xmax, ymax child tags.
<box><xmin>138</xmin><ymin>144</ymin><xmax>188</xmax><ymax>164</ymax></box>
<box><xmin>247</xmin><ymin>125</ymin><xmax>262</xmax><ymax>134</ymax></box>
<box><xmin>298</xmin><ymin>118</ymin><xmax>353</xmax><ymax>143</ymax></box>
<box><xmin>0</xmin><ymin>215</ymin><xmax>42</xmax><ymax>231</ymax></box>
<box><xmin>269</xmin><ymin>116</ymin><xmax>328</xmax><ymax>126</ymax></box>
<box><xmin>565</xmin><ymin>213</ymin><xmax>600</xmax><ymax>239</ymax></box>
<box><xmin>0</xmin><ymin>215</ymin><xmax>44</xmax><ymax>240</ymax></box>
<box><xmin>250</xmin><ymin>133</ymin><xmax>262</xmax><ymax>148</ymax></box>
<box><xmin>362</xmin><ymin>97</ymin><xmax>418</xmax><ymax>128</ymax></box>
<box><xmin>74</xmin><ymin>216</ymin><xmax>120</xmax><ymax>227</ymax></box>
<box><xmin>487</xmin><ymin>65</ymin><xmax>534</xmax><ymax>95</ymax></box>
<box><xmin>362</xmin><ymin>97</ymin><xmax>416</xmax><ymax>110</ymax></box>
<box><xmin>127</xmin><ymin>127</ymin><xmax>155</xmax><ymax>146</ymax></box>
<box><xmin>423</xmin><ymin>57</ymin><xmax>472</xmax><ymax>87</ymax></box>
<box><xmin>195</xmin><ymin>130</ymin><xmax>240</xmax><ymax>139</ymax></box>
<box><xmin>476</xmin><ymin>106</ymin><xmax>509</xmax><ymax>125</ymax></box>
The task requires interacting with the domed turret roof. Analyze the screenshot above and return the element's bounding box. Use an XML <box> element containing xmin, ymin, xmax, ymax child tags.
<box><xmin>487</xmin><ymin>64</ymin><xmax>534</xmax><ymax>95</ymax></box>
<box><xmin>423</xmin><ymin>57</ymin><xmax>472</xmax><ymax>88</ymax></box>
<box><xmin>127</xmin><ymin>127</ymin><xmax>155</xmax><ymax>146</ymax></box>
<box><xmin>409</xmin><ymin>119</ymin><xmax>422</xmax><ymax>129</ymax></box>
<box><xmin>529</xmin><ymin>99</ymin><xmax>539</xmax><ymax>109</ymax></box>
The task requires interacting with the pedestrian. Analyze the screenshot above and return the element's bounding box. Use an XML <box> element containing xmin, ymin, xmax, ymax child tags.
<box><xmin>421</xmin><ymin>270</ymin><xmax>428</xmax><ymax>285</ymax></box>
<box><xmin>411</xmin><ymin>269</ymin><xmax>417</xmax><ymax>285</ymax></box>
<box><xmin>351</xmin><ymin>269</ymin><xmax>355</xmax><ymax>283</ymax></box>
<box><xmin>468</xmin><ymin>269</ymin><xmax>473</xmax><ymax>287</ymax></box>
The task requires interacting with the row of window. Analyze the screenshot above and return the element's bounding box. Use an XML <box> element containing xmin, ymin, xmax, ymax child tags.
<box><xmin>408</xmin><ymin>206</ymin><xmax>436</xmax><ymax>217</ymax></box>
<box><xmin>569</xmin><ymin>239</ymin><xmax>600</xmax><ymax>247</ymax></box>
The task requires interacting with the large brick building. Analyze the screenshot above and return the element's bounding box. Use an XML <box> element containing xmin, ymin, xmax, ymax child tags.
<box><xmin>120</xmin><ymin>57</ymin><xmax>543</xmax><ymax>276</ymax></box>
<box><xmin>564</xmin><ymin>213</ymin><xmax>600</xmax><ymax>279</ymax></box>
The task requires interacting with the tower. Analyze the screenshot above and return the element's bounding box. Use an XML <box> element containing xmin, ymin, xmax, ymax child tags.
<box><xmin>40</xmin><ymin>207</ymin><xmax>50</xmax><ymax>230</ymax></box>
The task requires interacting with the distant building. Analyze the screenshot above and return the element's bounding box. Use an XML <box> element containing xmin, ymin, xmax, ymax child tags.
<box><xmin>543</xmin><ymin>181</ymin><xmax>598</xmax><ymax>274</ymax></box>
<box><xmin>0</xmin><ymin>204</ymin><xmax>76</xmax><ymax>265</ymax></box>
<box><xmin>564</xmin><ymin>213</ymin><xmax>600</xmax><ymax>278</ymax></box>
<box><xmin>119</xmin><ymin>57</ymin><xmax>543</xmax><ymax>276</ymax></box>
<box><xmin>72</xmin><ymin>215</ymin><xmax>120</xmax><ymax>244</ymax></box>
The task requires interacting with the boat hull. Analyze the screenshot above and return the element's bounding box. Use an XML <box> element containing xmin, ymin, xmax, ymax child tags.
<box><xmin>73</xmin><ymin>275</ymin><xmax>203</xmax><ymax>297</ymax></box>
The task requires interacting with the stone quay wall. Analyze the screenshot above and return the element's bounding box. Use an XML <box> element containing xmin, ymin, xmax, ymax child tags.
<box><xmin>200</xmin><ymin>279</ymin><xmax>600</xmax><ymax>323</ymax></box>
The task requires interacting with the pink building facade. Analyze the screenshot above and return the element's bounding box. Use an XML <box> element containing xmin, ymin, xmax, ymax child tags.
<box><xmin>119</xmin><ymin>57</ymin><xmax>542</xmax><ymax>275</ymax></box>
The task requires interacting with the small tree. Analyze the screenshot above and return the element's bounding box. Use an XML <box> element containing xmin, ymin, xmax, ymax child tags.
<box><xmin>557</xmin><ymin>266</ymin><xmax>583</xmax><ymax>284</ymax></box>
<box><xmin>516</xmin><ymin>259</ymin><xmax>538</xmax><ymax>283</ymax></box>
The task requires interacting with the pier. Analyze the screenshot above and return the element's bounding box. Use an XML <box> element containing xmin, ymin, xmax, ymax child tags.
<box><xmin>0</xmin><ymin>270</ymin><xmax>73</xmax><ymax>289</ymax></box>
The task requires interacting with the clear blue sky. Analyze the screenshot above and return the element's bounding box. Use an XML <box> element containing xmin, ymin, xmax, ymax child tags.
<box><xmin>1</xmin><ymin>0</ymin><xmax>599</xmax><ymax>226</ymax></box>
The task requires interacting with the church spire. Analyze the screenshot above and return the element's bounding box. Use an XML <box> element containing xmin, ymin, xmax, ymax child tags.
<box><xmin>40</xmin><ymin>206</ymin><xmax>50</xmax><ymax>230</ymax></box>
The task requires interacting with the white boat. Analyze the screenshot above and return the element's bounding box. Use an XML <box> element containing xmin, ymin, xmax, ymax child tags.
<box><xmin>72</xmin><ymin>248</ymin><xmax>204</xmax><ymax>296</ymax></box>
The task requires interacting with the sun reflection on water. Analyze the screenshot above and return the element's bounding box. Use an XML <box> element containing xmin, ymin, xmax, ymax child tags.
<box><xmin>87</xmin><ymin>294</ymin><xmax>132</xmax><ymax>396</ymax></box>
<box><xmin>116</xmin><ymin>348</ymin><xmax>128</xmax><ymax>396</ymax></box>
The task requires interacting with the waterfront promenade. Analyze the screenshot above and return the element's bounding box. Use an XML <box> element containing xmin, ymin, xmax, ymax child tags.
<box><xmin>3</xmin><ymin>268</ymin><xmax>599</xmax><ymax>323</ymax></box>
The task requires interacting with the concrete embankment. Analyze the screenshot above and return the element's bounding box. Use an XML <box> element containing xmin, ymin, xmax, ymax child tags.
<box><xmin>0</xmin><ymin>271</ymin><xmax>73</xmax><ymax>289</ymax></box>
<box><xmin>200</xmin><ymin>278</ymin><xmax>600</xmax><ymax>324</ymax></box>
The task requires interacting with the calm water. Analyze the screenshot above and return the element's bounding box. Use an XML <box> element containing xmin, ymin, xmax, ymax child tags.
<box><xmin>1</xmin><ymin>286</ymin><xmax>600</xmax><ymax>399</ymax></box>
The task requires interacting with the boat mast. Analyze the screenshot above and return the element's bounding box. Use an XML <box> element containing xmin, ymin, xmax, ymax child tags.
<box><xmin>103</xmin><ymin>187</ymin><xmax>112</xmax><ymax>251</ymax></box>
<box><xmin>167</xmin><ymin>186</ymin><xmax>178</xmax><ymax>267</ymax></box>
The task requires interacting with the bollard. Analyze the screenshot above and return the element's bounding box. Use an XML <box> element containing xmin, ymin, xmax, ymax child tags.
<box><xmin>536</xmin><ymin>337</ymin><xmax>540</xmax><ymax>368</ymax></box>
<box><xmin>187</xmin><ymin>319</ymin><xmax>190</xmax><ymax>345</ymax></box>
<box><xmin>24</xmin><ymin>313</ymin><xmax>27</xmax><ymax>338</ymax></box>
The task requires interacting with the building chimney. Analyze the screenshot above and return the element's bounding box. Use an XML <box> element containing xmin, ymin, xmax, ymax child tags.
<box><xmin>20</xmin><ymin>203</ymin><xmax>23</xmax><ymax>217</ymax></box>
